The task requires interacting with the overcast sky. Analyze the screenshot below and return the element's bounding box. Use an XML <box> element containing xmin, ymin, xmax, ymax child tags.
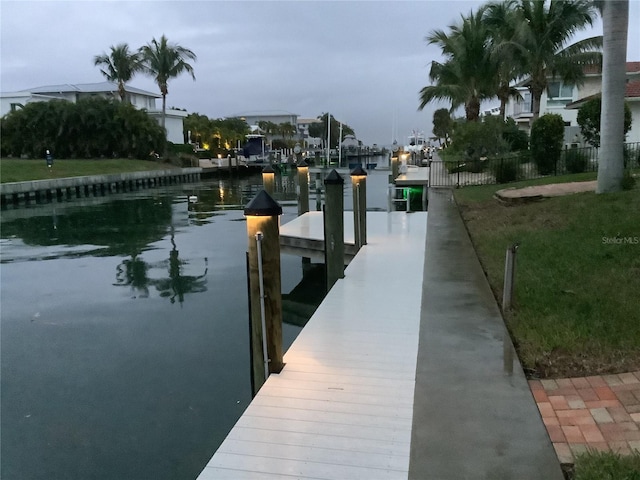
<box><xmin>1</xmin><ymin>1</ymin><xmax>639</xmax><ymax>146</ymax></box>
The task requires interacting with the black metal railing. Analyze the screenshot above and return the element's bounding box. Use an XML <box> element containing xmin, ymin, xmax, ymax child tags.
<box><xmin>429</xmin><ymin>142</ymin><xmax>640</xmax><ymax>188</ymax></box>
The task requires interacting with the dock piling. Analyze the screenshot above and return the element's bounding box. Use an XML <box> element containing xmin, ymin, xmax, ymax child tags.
<box><xmin>323</xmin><ymin>170</ymin><xmax>345</xmax><ymax>291</ymax></box>
<box><xmin>245</xmin><ymin>190</ymin><xmax>284</xmax><ymax>396</ymax></box>
<box><xmin>350</xmin><ymin>165</ymin><xmax>367</xmax><ymax>248</ymax></box>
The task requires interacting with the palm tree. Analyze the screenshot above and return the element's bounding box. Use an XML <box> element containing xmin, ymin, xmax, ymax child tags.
<box><xmin>597</xmin><ymin>0</ymin><xmax>629</xmax><ymax>193</ymax></box>
<box><xmin>139</xmin><ymin>35</ymin><xmax>196</xmax><ymax>133</ymax></box>
<box><xmin>483</xmin><ymin>2</ymin><xmax>525</xmax><ymax>119</ymax></box>
<box><xmin>506</xmin><ymin>0</ymin><xmax>601</xmax><ymax>120</ymax></box>
<box><xmin>93</xmin><ymin>43</ymin><xmax>142</xmax><ymax>102</ymax></box>
<box><xmin>419</xmin><ymin>8</ymin><xmax>497</xmax><ymax>122</ymax></box>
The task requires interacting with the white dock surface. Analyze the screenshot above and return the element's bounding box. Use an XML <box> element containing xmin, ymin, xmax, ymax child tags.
<box><xmin>198</xmin><ymin>211</ymin><xmax>428</xmax><ymax>480</ymax></box>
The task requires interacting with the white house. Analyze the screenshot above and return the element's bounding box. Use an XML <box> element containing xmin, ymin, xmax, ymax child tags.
<box><xmin>0</xmin><ymin>82</ymin><xmax>188</xmax><ymax>144</ymax></box>
<box><xmin>504</xmin><ymin>62</ymin><xmax>640</xmax><ymax>145</ymax></box>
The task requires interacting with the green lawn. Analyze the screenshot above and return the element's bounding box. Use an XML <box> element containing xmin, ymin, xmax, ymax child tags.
<box><xmin>573</xmin><ymin>451</ymin><xmax>640</xmax><ymax>480</ymax></box>
<box><xmin>454</xmin><ymin>176</ymin><xmax>640</xmax><ymax>378</ymax></box>
<box><xmin>0</xmin><ymin>158</ymin><xmax>180</xmax><ymax>183</ymax></box>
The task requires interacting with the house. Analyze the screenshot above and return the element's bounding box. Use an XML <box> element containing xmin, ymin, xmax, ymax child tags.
<box><xmin>230</xmin><ymin>111</ymin><xmax>330</xmax><ymax>148</ymax></box>
<box><xmin>0</xmin><ymin>82</ymin><xmax>188</xmax><ymax>144</ymax></box>
<box><xmin>296</xmin><ymin>117</ymin><xmax>323</xmax><ymax>148</ymax></box>
<box><xmin>504</xmin><ymin>62</ymin><xmax>640</xmax><ymax>145</ymax></box>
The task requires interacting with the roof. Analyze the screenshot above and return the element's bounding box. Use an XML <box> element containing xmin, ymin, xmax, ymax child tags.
<box><xmin>297</xmin><ymin>117</ymin><xmax>322</xmax><ymax>124</ymax></box>
<box><xmin>583</xmin><ymin>61</ymin><xmax>640</xmax><ymax>75</ymax></box>
<box><xmin>566</xmin><ymin>79</ymin><xmax>640</xmax><ymax>109</ymax></box>
<box><xmin>515</xmin><ymin>61</ymin><xmax>640</xmax><ymax>87</ymax></box>
<box><xmin>230</xmin><ymin>110</ymin><xmax>299</xmax><ymax>118</ymax></box>
<box><xmin>25</xmin><ymin>82</ymin><xmax>161</xmax><ymax>98</ymax></box>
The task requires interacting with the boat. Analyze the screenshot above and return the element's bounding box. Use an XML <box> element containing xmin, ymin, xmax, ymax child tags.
<box><xmin>404</xmin><ymin>131</ymin><xmax>429</xmax><ymax>154</ymax></box>
<box><xmin>241</xmin><ymin>134</ymin><xmax>270</xmax><ymax>165</ymax></box>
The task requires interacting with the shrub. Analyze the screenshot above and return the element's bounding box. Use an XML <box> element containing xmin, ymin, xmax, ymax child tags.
<box><xmin>531</xmin><ymin>114</ymin><xmax>565</xmax><ymax>175</ymax></box>
<box><xmin>623</xmin><ymin>143</ymin><xmax>640</xmax><ymax>168</ymax></box>
<box><xmin>577</xmin><ymin>97</ymin><xmax>632</xmax><ymax>147</ymax></box>
<box><xmin>502</xmin><ymin>118</ymin><xmax>529</xmax><ymax>151</ymax></box>
<box><xmin>491</xmin><ymin>154</ymin><xmax>521</xmax><ymax>183</ymax></box>
<box><xmin>622</xmin><ymin>170</ymin><xmax>636</xmax><ymax>190</ymax></box>
<box><xmin>564</xmin><ymin>149</ymin><xmax>589</xmax><ymax>173</ymax></box>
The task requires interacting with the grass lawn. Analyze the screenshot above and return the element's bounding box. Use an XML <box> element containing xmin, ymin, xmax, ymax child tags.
<box><xmin>572</xmin><ymin>451</ymin><xmax>640</xmax><ymax>480</ymax></box>
<box><xmin>454</xmin><ymin>175</ymin><xmax>640</xmax><ymax>378</ymax></box>
<box><xmin>0</xmin><ymin>158</ymin><xmax>180</xmax><ymax>183</ymax></box>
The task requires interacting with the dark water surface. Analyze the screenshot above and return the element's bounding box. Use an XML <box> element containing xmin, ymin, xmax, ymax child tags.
<box><xmin>0</xmin><ymin>173</ymin><xmax>324</xmax><ymax>480</ymax></box>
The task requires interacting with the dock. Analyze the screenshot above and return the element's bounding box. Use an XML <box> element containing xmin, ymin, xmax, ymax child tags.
<box><xmin>196</xmin><ymin>189</ymin><xmax>563</xmax><ymax>479</ymax></box>
<box><xmin>198</xmin><ymin>211</ymin><xmax>427</xmax><ymax>479</ymax></box>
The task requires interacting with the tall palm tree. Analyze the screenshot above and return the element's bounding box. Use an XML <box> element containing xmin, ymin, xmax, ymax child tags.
<box><xmin>483</xmin><ymin>2</ymin><xmax>525</xmax><ymax>119</ymax></box>
<box><xmin>93</xmin><ymin>43</ymin><xmax>142</xmax><ymax>102</ymax></box>
<box><xmin>419</xmin><ymin>8</ymin><xmax>496</xmax><ymax>122</ymax></box>
<box><xmin>139</xmin><ymin>35</ymin><xmax>196</xmax><ymax>133</ymax></box>
<box><xmin>506</xmin><ymin>0</ymin><xmax>601</xmax><ymax>120</ymax></box>
<box><xmin>597</xmin><ymin>0</ymin><xmax>629</xmax><ymax>193</ymax></box>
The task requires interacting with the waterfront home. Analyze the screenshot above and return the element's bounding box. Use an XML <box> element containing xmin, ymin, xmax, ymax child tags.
<box><xmin>0</xmin><ymin>82</ymin><xmax>188</xmax><ymax>144</ymax></box>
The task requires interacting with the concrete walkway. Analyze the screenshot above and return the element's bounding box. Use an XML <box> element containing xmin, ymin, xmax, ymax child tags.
<box><xmin>408</xmin><ymin>188</ymin><xmax>564</xmax><ymax>479</ymax></box>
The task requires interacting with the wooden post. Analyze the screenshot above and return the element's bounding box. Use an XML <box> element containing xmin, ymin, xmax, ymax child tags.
<box><xmin>315</xmin><ymin>172</ymin><xmax>322</xmax><ymax>211</ymax></box>
<box><xmin>391</xmin><ymin>155</ymin><xmax>399</xmax><ymax>181</ymax></box>
<box><xmin>245</xmin><ymin>190</ymin><xmax>284</xmax><ymax>396</ymax></box>
<box><xmin>297</xmin><ymin>159</ymin><xmax>309</xmax><ymax>216</ymax></box>
<box><xmin>323</xmin><ymin>169</ymin><xmax>345</xmax><ymax>291</ymax></box>
<box><xmin>350</xmin><ymin>164</ymin><xmax>367</xmax><ymax>248</ymax></box>
<box><xmin>261</xmin><ymin>165</ymin><xmax>275</xmax><ymax>196</ymax></box>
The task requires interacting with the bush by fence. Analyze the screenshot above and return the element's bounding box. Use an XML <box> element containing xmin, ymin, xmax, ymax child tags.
<box><xmin>429</xmin><ymin>142</ymin><xmax>639</xmax><ymax>187</ymax></box>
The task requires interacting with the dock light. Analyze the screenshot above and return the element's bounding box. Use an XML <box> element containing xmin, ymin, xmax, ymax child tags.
<box><xmin>217</xmin><ymin>154</ymin><xmax>222</xmax><ymax>159</ymax></box>
<box><xmin>262</xmin><ymin>164</ymin><xmax>276</xmax><ymax>195</ymax></box>
<box><xmin>350</xmin><ymin>165</ymin><xmax>368</xmax><ymax>248</ymax></box>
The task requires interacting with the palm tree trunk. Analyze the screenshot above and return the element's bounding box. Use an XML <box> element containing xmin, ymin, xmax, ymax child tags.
<box><xmin>597</xmin><ymin>0</ymin><xmax>629</xmax><ymax>193</ymax></box>
<box><xmin>161</xmin><ymin>94</ymin><xmax>167</xmax><ymax>132</ymax></box>
<box><xmin>161</xmin><ymin>93</ymin><xmax>168</xmax><ymax>157</ymax></box>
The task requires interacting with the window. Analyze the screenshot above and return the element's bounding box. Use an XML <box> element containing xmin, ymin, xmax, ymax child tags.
<box><xmin>548</xmin><ymin>81</ymin><xmax>573</xmax><ymax>100</ymax></box>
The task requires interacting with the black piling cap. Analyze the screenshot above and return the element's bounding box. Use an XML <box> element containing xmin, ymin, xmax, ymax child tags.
<box><xmin>324</xmin><ymin>169</ymin><xmax>344</xmax><ymax>185</ymax></box>
<box><xmin>350</xmin><ymin>165</ymin><xmax>367</xmax><ymax>177</ymax></box>
<box><xmin>296</xmin><ymin>159</ymin><xmax>308</xmax><ymax>168</ymax></box>
<box><xmin>244</xmin><ymin>189</ymin><xmax>282</xmax><ymax>216</ymax></box>
<box><xmin>262</xmin><ymin>165</ymin><xmax>275</xmax><ymax>174</ymax></box>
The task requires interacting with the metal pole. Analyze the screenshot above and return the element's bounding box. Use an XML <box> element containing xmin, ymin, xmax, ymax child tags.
<box><xmin>502</xmin><ymin>243</ymin><xmax>519</xmax><ymax>311</ymax></box>
<box><xmin>326</xmin><ymin>113</ymin><xmax>331</xmax><ymax>166</ymax></box>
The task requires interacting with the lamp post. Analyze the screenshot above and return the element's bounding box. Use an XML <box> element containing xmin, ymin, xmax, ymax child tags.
<box><xmin>245</xmin><ymin>190</ymin><xmax>284</xmax><ymax>396</ymax></box>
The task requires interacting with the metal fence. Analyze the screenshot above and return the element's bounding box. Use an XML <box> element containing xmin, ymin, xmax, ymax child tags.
<box><xmin>428</xmin><ymin>142</ymin><xmax>640</xmax><ymax>188</ymax></box>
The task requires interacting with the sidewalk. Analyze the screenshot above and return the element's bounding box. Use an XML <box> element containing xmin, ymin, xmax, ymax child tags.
<box><xmin>408</xmin><ymin>188</ymin><xmax>564</xmax><ymax>479</ymax></box>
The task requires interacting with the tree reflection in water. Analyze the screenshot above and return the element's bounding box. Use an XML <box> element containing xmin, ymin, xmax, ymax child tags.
<box><xmin>114</xmin><ymin>227</ymin><xmax>208</xmax><ymax>304</ymax></box>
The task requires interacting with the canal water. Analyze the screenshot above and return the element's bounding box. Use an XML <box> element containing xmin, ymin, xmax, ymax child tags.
<box><xmin>0</xmin><ymin>165</ymin><xmax>390</xmax><ymax>480</ymax></box>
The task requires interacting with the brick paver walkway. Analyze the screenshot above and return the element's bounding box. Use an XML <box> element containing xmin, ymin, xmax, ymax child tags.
<box><xmin>529</xmin><ymin>371</ymin><xmax>640</xmax><ymax>464</ymax></box>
